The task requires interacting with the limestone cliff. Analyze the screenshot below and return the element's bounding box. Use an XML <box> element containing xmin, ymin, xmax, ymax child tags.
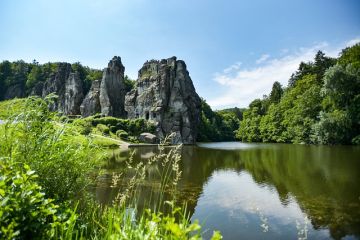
<box><xmin>80</xmin><ymin>79</ymin><xmax>101</xmax><ymax>117</ymax></box>
<box><xmin>64</xmin><ymin>72</ymin><xmax>84</xmax><ymax>115</ymax></box>
<box><xmin>99</xmin><ymin>56</ymin><xmax>126</xmax><ymax>117</ymax></box>
<box><xmin>41</xmin><ymin>63</ymin><xmax>74</xmax><ymax>113</ymax></box>
<box><xmin>125</xmin><ymin>57</ymin><xmax>201</xmax><ymax>144</ymax></box>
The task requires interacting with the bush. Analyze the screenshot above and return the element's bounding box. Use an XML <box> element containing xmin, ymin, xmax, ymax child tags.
<box><xmin>116</xmin><ymin>129</ymin><xmax>129</xmax><ymax>139</ymax></box>
<box><xmin>90</xmin><ymin>116</ymin><xmax>155</xmax><ymax>136</ymax></box>
<box><xmin>96</xmin><ymin>124</ymin><xmax>110</xmax><ymax>135</ymax></box>
<box><xmin>0</xmin><ymin>160</ymin><xmax>61</xmax><ymax>239</ymax></box>
<box><xmin>72</xmin><ymin>118</ymin><xmax>92</xmax><ymax>135</ymax></box>
<box><xmin>0</xmin><ymin>96</ymin><xmax>100</xmax><ymax>201</ymax></box>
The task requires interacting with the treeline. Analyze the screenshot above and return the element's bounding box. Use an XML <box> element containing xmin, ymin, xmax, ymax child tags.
<box><xmin>236</xmin><ymin>43</ymin><xmax>360</xmax><ymax>145</ymax></box>
<box><xmin>0</xmin><ymin>60</ymin><xmax>135</xmax><ymax>100</ymax></box>
<box><xmin>197</xmin><ymin>99</ymin><xmax>244</xmax><ymax>141</ymax></box>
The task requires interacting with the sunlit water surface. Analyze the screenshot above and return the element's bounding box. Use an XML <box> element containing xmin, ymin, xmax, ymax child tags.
<box><xmin>94</xmin><ymin>142</ymin><xmax>360</xmax><ymax>240</ymax></box>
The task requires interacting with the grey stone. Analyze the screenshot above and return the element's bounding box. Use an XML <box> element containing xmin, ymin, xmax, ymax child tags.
<box><xmin>42</xmin><ymin>63</ymin><xmax>72</xmax><ymax>112</ymax></box>
<box><xmin>80</xmin><ymin>79</ymin><xmax>101</xmax><ymax>117</ymax></box>
<box><xmin>125</xmin><ymin>57</ymin><xmax>201</xmax><ymax>144</ymax></box>
<box><xmin>99</xmin><ymin>56</ymin><xmax>126</xmax><ymax>117</ymax></box>
<box><xmin>64</xmin><ymin>72</ymin><xmax>84</xmax><ymax>115</ymax></box>
<box><xmin>4</xmin><ymin>83</ymin><xmax>25</xmax><ymax>99</ymax></box>
<box><xmin>138</xmin><ymin>132</ymin><xmax>158</xmax><ymax>144</ymax></box>
<box><xmin>30</xmin><ymin>82</ymin><xmax>44</xmax><ymax>96</ymax></box>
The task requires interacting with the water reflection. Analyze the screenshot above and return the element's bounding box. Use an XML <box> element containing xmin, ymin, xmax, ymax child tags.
<box><xmin>95</xmin><ymin>143</ymin><xmax>360</xmax><ymax>240</ymax></box>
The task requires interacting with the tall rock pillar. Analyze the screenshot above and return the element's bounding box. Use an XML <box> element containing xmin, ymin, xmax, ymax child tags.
<box><xmin>99</xmin><ymin>56</ymin><xmax>126</xmax><ymax>117</ymax></box>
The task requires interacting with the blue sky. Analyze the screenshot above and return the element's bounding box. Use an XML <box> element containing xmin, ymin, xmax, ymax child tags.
<box><xmin>0</xmin><ymin>0</ymin><xmax>359</xmax><ymax>109</ymax></box>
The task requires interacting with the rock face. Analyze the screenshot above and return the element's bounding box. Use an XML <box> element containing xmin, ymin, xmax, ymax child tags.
<box><xmin>80</xmin><ymin>80</ymin><xmax>101</xmax><ymax>117</ymax></box>
<box><xmin>4</xmin><ymin>83</ymin><xmax>25</xmax><ymax>99</ymax></box>
<box><xmin>25</xmin><ymin>57</ymin><xmax>127</xmax><ymax>117</ymax></box>
<box><xmin>64</xmin><ymin>72</ymin><xmax>84</xmax><ymax>115</ymax></box>
<box><xmin>138</xmin><ymin>132</ymin><xmax>158</xmax><ymax>144</ymax></box>
<box><xmin>99</xmin><ymin>56</ymin><xmax>126</xmax><ymax>117</ymax></box>
<box><xmin>42</xmin><ymin>63</ymin><xmax>74</xmax><ymax>113</ymax></box>
<box><xmin>2</xmin><ymin>56</ymin><xmax>202</xmax><ymax>144</ymax></box>
<box><xmin>125</xmin><ymin>57</ymin><xmax>201</xmax><ymax>144</ymax></box>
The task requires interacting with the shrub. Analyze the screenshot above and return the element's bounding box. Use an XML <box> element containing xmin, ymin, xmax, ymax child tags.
<box><xmin>116</xmin><ymin>129</ymin><xmax>129</xmax><ymax>139</ymax></box>
<box><xmin>72</xmin><ymin>118</ymin><xmax>92</xmax><ymax>135</ymax></box>
<box><xmin>0</xmin><ymin>160</ymin><xmax>61</xmax><ymax>239</ymax></box>
<box><xmin>0</xmin><ymin>95</ymin><xmax>100</xmax><ymax>201</ymax></box>
<box><xmin>96</xmin><ymin>124</ymin><xmax>110</xmax><ymax>135</ymax></box>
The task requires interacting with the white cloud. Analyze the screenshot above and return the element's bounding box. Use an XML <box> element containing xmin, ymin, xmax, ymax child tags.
<box><xmin>255</xmin><ymin>54</ymin><xmax>270</xmax><ymax>64</ymax></box>
<box><xmin>223</xmin><ymin>62</ymin><xmax>242</xmax><ymax>73</ymax></box>
<box><xmin>208</xmin><ymin>38</ymin><xmax>360</xmax><ymax>109</ymax></box>
<box><xmin>345</xmin><ymin>38</ymin><xmax>360</xmax><ymax>48</ymax></box>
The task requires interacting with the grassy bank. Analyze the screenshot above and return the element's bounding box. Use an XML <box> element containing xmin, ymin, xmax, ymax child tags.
<box><xmin>0</xmin><ymin>96</ymin><xmax>221</xmax><ymax>239</ymax></box>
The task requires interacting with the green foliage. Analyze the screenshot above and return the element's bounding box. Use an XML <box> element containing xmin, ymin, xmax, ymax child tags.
<box><xmin>96</xmin><ymin>123</ymin><xmax>110</xmax><ymax>134</ymax></box>
<box><xmin>0</xmin><ymin>160</ymin><xmax>61</xmax><ymax>239</ymax></box>
<box><xmin>0</xmin><ymin>98</ymin><xmax>28</xmax><ymax>119</ymax></box>
<box><xmin>236</xmin><ymin>106</ymin><xmax>262</xmax><ymax>142</ymax></box>
<box><xmin>217</xmin><ymin>107</ymin><xmax>245</xmax><ymax>120</ymax></box>
<box><xmin>314</xmin><ymin>63</ymin><xmax>360</xmax><ymax>144</ymax></box>
<box><xmin>91</xmin><ymin>116</ymin><xmax>155</xmax><ymax>136</ymax></box>
<box><xmin>312</xmin><ymin>110</ymin><xmax>352</xmax><ymax>144</ymax></box>
<box><xmin>269</xmin><ymin>81</ymin><xmax>283</xmax><ymax>104</ymax></box>
<box><xmin>124</xmin><ymin>75</ymin><xmax>136</xmax><ymax>93</ymax></box>
<box><xmin>288</xmin><ymin>50</ymin><xmax>336</xmax><ymax>88</ymax></box>
<box><xmin>0</xmin><ymin>96</ymin><xmax>221</xmax><ymax>240</ymax></box>
<box><xmin>0</xmin><ymin>96</ymin><xmax>100</xmax><ymax>201</ymax></box>
<box><xmin>197</xmin><ymin>99</ymin><xmax>240</xmax><ymax>141</ymax></box>
<box><xmin>0</xmin><ymin>60</ymin><xmax>102</xmax><ymax>101</ymax></box>
<box><xmin>26</xmin><ymin>62</ymin><xmax>44</xmax><ymax>89</ymax></box>
<box><xmin>71</xmin><ymin>118</ymin><xmax>92</xmax><ymax>135</ymax></box>
<box><xmin>116</xmin><ymin>129</ymin><xmax>129</xmax><ymax>139</ymax></box>
<box><xmin>237</xmin><ymin>42</ymin><xmax>360</xmax><ymax>145</ymax></box>
<box><xmin>338</xmin><ymin>43</ymin><xmax>360</xmax><ymax>68</ymax></box>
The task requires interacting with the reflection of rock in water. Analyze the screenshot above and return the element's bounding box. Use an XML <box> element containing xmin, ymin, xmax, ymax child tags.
<box><xmin>94</xmin><ymin>144</ymin><xmax>360</xmax><ymax>239</ymax></box>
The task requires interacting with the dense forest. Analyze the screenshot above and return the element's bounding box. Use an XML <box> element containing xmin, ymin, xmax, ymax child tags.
<box><xmin>236</xmin><ymin>43</ymin><xmax>360</xmax><ymax>145</ymax></box>
<box><xmin>0</xmin><ymin>60</ymin><xmax>135</xmax><ymax>100</ymax></box>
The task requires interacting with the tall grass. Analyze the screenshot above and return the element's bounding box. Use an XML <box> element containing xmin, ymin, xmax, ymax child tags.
<box><xmin>0</xmin><ymin>96</ymin><xmax>222</xmax><ymax>239</ymax></box>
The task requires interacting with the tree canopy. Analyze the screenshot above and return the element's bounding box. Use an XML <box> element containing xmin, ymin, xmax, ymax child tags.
<box><xmin>236</xmin><ymin>43</ymin><xmax>360</xmax><ymax>145</ymax></box>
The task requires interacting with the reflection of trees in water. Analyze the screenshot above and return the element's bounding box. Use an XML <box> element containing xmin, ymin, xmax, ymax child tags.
<box><xmin>97</xmin><ymin>144</ymin><xmax>360</xmax><ymax>239</ymax></box>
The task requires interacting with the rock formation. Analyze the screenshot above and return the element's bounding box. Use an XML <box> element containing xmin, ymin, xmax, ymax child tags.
<box><xmin>64</xmin><ymin>72</ymin><xmax>84</xmax><ymax>115</ymax></box>
<box><xmin>99</xmin><ymin>56</ymin><xmax>126</xmax><ymax>117</ymax></box>
<box><xmin>41</xmin><ymin>63</ymin><xmax>73</xmax><ymax>113</ymax></box>
<box><xmin>125</xmin><ymin>57</ymin><xmax>201</xmax><ymax>144</ymax></box>
<box><xmin>4</xmin><ymin>83</ymin><xmax>25</xmax><ymax>99</ymax></box>
<box><xmin>80</xmin><ymin>79</ymin><xmax>101</xmax><ymax>117</ymax></box>
<box><xmin>1</xmin><ymin>56</ymin><xmax>202</xmax><ymax>144</ymax></box>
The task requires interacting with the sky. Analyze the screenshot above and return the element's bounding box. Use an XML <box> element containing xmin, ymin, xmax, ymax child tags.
<box><xmin>0</xmin><ymin>0</ymin><xmax>359</xmax><ymax>109</ymax></box>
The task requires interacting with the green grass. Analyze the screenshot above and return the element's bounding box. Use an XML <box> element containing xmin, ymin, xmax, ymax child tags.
<box><xmin>90</xmin><ymin>134</ymin><xmax>122</xmax><ymax>148</ymax></box>
<box><xmin>0</xmin><ymin>98</ymin><xmax>27</xmax><ymax>119</ymax></box>
<box><xmin>0</xmin><ymin>96</ymin><xmax>222</xmax><ymax>239</ymax></box>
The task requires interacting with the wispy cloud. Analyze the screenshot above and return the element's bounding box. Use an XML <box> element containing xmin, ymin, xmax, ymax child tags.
<box><xmin>223</xmin><ymin>62</ymin><xmax>242</xmax><ymax>73</ymax></box>
<box><xmin>208</xmin><ymin>38</ymin><xmax>360</xmax><ymax>109</ymax></box>
<box><xmin>256</xmin><ymin>54</ymin><xmax>270</xmax><ymax>64</ymax></box>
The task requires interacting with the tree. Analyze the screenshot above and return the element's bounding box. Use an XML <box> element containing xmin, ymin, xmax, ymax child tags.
<box><xmin>315</xmin><ymin>64</ymin><xmax>360</xmax><ymax>144</ymax></box>
<box><xmin>312</xmin><ymin>110</ymin><xmax>352</xmax><ymax>144</ymax></box>
<box><xmin>0</xmin><ymin>61</ymin><xmax>13</xmax><ymax>99</ymax></box>
<box><xmin>236</xmin><ymin>106</ymin><xmax>262</xmax><ymax>142</ymax></box>
<box><xmin>338</xmin><ymin>42</ymin><xmax>360</xmax><ymax>68</ymax></box>
<box><xmin>26</xmin><ymin>64</ymin><xmax>44</xmax><ymax>89</ymax></box>
<box><xmin>269</xmin><ymin>81</ymin><xmax>283</xmax><ymax>104</ymax></box>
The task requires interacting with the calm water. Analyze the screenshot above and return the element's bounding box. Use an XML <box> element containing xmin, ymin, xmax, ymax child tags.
<box><xmin>95</xmin><ymin>142</ymin><xmax>360</xmax><ymax>240</ymax></box>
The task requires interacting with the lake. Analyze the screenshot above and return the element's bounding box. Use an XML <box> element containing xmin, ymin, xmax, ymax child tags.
<box><xmin>94</xmin><ymin>142</ymin><xmax>360</xmax><ymax>240</ymax></box>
